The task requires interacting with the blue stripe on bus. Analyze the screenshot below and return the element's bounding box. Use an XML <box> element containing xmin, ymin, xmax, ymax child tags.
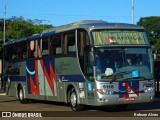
<box><xmin>118</xmin><ymin>90</ymin><xmax>126</xmax><ymax>93</ymax></box>
<box><xmin>9</xmin><ymin>76</ymin><xmax>26</xmax><ymax>82</ymax></box>
<box><xmin>58</xmin><ymin>75</ymin><xmax>85</xmax><ymax>82</ymax></box>
<box><xmin>26</xmin><ymin>66</ymin><xmax>35</xmax><ymax>75</ymax></box>
<box><xmin>9</xmin><ymin>75</ymin><xmax>85</xmax><ymax>82</ymax></box>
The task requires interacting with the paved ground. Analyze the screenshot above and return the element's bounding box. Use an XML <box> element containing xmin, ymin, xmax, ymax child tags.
<box><xmin>0</xmin><ymin>94</ymin><xmax>159</xmax><ymax>120</ymax></box>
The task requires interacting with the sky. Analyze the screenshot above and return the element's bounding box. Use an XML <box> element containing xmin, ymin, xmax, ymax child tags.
<box><xmin>0</xmin><ymin>0</ymin><xmax>160</xmax><ymax>26</ymax></box>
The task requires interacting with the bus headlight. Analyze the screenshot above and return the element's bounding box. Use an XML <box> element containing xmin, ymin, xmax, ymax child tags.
<box><xmin>97</xmin><ymin>75</ymin><xmax>101</xmax><ymax>80</ymax></box>
<box><xmin>97</xmin><ymin>89</ymin><xmax>115</xmax><ymax>94</ymax></box>
<box><xmin>143</xmin><ymin>83</ymin><xmax>154</xmax><ymax>92</ymax></box>
<box><xmin>144</xmin><ymin>87</ymin><xmax>154</xmax><ymax>92</ymax></box>
<box><xmin>106</xmin><ymin>90</ymin><xmax>114</xmax><ymax>94</ymax></box>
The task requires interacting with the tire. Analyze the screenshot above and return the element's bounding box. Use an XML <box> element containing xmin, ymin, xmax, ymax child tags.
<box><xmin>18</xmin><ymin>85</ymin><xmax>29</xmax><ymax>104</ymax></box>
<box><xmin>69</xmin><ymin>88</ymin><xmax>84</xmax><ymax>111</ymax></box>
<box><xmin>115</xmin><ymin>104</ymin><xmax>128</xmax><ymax>110</ymax></box>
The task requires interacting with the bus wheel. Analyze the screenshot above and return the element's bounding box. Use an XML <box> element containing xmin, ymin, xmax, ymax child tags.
<box><xmin>115</xmin><ymin>104</ymin><xmax>128</xmax><ymax>110</ymax></box>
<box><xmin>69</xmin><ymin>88</ymin><xmax>84</xmax><ymax>111</ymax></box>
<box><xmin>18</xmin><ymin>86</ymin><xmax>29</xmax><ymax>104</ymax></box>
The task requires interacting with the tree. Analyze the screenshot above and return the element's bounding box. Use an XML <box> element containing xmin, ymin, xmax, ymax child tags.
<box><xmin>137</xmin><ymin>16</ymin><xmax>160</xmax><ymax>52</ymax></box>
<box><xmin>0</xmin><ymin>16</ymin><xmax>53</xmax><ymax>55</ymax></box>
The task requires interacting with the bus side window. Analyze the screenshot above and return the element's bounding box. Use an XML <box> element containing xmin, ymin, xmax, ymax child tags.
<box><xmin>50</xmin><ymin>35</ymin><xmax>62</xmax><ymax>56</ymax></box>
<box><xmin>42</xmin><ymin>37</ymin><xmax>49</xmax><ymax>56</ymax></box>
<box><xmin>4</xmin><ymin>46</ymin><xmax>8</xmax><ymax>61</ymax></box>
<box><xmin>18</xmin><ymin>43</ymin><xmax>28</xmax><ymax>60</ymax></box>
<box><xmin>36</xmin><ymin>40</ymin><xmax>42</xmax><ymax>58</ymax></box>
<box><xmin>68</xmin><ymin>34</ymin><xmax>75</xmax><ymax>53</ymax></box>
<box><xmin>17</xmin><ymin>43</ymin><xmax>27</xmax><ymax>60</ymax></box>
<box><xmin>28</xmin><ymin>40</ymin><xmax>35</xmax><ymax>58</ymax></box>
<box><xmin>78</xmin><ymin>30</ymin><xmax>91</xmax><ymax>74</ymax></box>
<box><xmin>5</xmin><ymin>45</ymin><xmax>12</xmax><ymax>61</ymax></box>
<box><xmin>22</xmin><ymin>42</ymin><xmax>27</xmax><ymax>59</ymax></box>
<box><xmin>63</xmin><ymin>32</ymin><xmax>75</xmax><ymax>55</ymax></box>
<box><xmin>17</xmin><ymin>44</ymin><xmax>23</xmax><ymax>60</ymax></box>
<box><xmin>12</xmin><ymin>45</ymin><xmax>18</xmax><ymax>60</ymax></box>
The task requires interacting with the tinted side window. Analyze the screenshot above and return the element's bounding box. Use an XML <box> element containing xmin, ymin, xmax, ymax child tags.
<box><xmin>64</xmin><ymin>32</ymin><xmax>75</xmax><ymax>55</ymax></box>
<box><xmin>11</xmin><ymin>45</ymin><xmax>18</xmax><ymax>60</ymax></box>
<box><xmin>28</xmin><ymin>40</ymin><xmax>35</xmax><ymax>58</ymax></box>
<box><xmin>17</xmin><ymin>42</ymin><xmax>27</xmax><ymax>59</ymax></box>
<box><xmin>4</xmin><ymin>45</ymin><xmax>12</xmax><ymax>61</ymax></box>
<box><xmin>42</xmin><ymin>38</ymin><xmax>49</xmax><ymax>56</ymax></box>
<box><xmin>77</xmin><ymin>29</ymin><xmax>91</xmax><ymax>77</ymax></box>
<box><xmin>50</xmin><ymin>35</ymin><xmax>62</xmax><ymax>56</ymax></box>
<box><xmin>22</xmin><ymin>42</ymin><xmax>27</xmax><ymax>59</ymax></box>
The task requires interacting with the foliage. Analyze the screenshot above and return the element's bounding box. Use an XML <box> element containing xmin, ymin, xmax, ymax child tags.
<box><xmin>137</xmin><ymin>16</ymin><xmax>160</xmax><ymax>52</ymax></box>
<box><xmin>0</xmin><ymin>16</ymin><xmax>53</xmax><ymax>54</ymax></box>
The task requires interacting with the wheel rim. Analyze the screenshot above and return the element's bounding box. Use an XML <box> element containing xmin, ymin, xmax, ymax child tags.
<box><xmin>19</xmin><ymin>89</ymin><xmax>23</xmax><ymax>100</ymax></box>
<box><xmin>70</xmin><ymin>92</ymin><xmax>76</xmax><ymax>107</ymax></box>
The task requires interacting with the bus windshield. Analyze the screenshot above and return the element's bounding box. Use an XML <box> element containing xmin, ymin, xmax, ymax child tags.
<box><xmin>95</xmin><ymin>47</ymin><xmax>153</xmax><ymax>82</ymax></box>
<box><xmin>92</xmin><ymin>30</ymin><xmax>147</xmax><ymax>45</ymax></box>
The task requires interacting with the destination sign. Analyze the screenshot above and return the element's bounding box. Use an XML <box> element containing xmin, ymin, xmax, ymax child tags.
<box><xmin>92</xmin><ymin>30</ymin><xmax>146</xmax><ymax>45</ymax></box>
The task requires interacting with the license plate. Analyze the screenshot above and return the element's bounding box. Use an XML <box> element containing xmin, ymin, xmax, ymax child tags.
<box><xmin>125</xmin><ymin>97</ymin><xmax>135</xmax><ymax>101</ymax></box>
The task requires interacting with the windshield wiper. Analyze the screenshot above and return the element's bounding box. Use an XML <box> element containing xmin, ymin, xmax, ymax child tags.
<box><xmin>121</xmin><ymin>76</ymin><xmax>152</xmax><ymax>82</ymax></box>
<box><xmin>110</xmin><ymin>71</ymin><xmax>132</xmax><ymax>83</ymax></box>
<box><xmin>110</xmin><ymin>73</ymin><xmax>152</xmax><ymax>83</ymax></box>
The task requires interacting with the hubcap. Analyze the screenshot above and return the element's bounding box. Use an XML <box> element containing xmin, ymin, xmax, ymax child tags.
<box><xmin>71</xmin><ymin>92</ymin><xmax>76</xmax><ymax>107</ymax></box>
<box><xmin>19</xmin><ymin>89</ymin><xmax>23</xmax><ymax>100</ymax></box>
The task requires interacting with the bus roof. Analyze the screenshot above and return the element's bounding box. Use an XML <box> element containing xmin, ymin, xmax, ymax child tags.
<box><xmin>5</xmin><ymin>34</ymin><xmax>42</xmax><ymax>45</ymax></box>
<box><xmin>5</xmin><ymin>20</ymin><xmax>144</xmax><ymax>45</ymax></box>
<box><xmin>43</xmin><ymin>20</ymin><xmax>144</xmax><ymax>33</ymax></box>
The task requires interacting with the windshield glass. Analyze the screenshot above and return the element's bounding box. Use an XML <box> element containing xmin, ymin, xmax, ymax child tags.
<box><xmin>92</xmin><ymin>30</ymin><xmax>147</xmax><ymax>45</ymax></box>
<box><xmin>95</xmin><ymin>47</ymin><xmax>153</xmax><ymax>82</ymax></box>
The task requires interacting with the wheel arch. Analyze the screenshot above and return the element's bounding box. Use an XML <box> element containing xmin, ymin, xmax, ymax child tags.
<box><xmin>66</xmin><ymin>83</ymin><xmax>80</xmax><ymax>104</ymax></box>
<box><xmin>17</xmin><ymin>83</ymin><xmax>27</xmax><ymax>99</ymax></box>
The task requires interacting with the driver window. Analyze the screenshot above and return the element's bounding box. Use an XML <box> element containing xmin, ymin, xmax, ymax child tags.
<box><xmin>85</xmin><ymin>50</ymin><xmax>93</xmax><ymax>75</ymax></box>
<box><xmin>77</xmin><ymin>29</ymin><xmax>93</xmax><ymax>81</ymax></box>
<box><xmin>77</xmin><ymin>29</ymin><xmax>90</xmax><ymax>73</ymax></box>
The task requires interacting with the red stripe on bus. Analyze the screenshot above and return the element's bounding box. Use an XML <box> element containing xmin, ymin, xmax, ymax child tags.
<box><xmin>39</xmin><ymin>60</ymin><xmax>55</xmax><ymax>94</ymax></box>
<box><xmin>30</xmin><ymin>75</ymin><xmax>40</xmax><ymax>95</ymax></box>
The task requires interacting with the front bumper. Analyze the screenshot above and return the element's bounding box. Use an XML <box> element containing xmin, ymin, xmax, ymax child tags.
<box><xmin>94</xmin><ymin>92</ymin><xmax>155</xmax><ymax>106</ymax></box>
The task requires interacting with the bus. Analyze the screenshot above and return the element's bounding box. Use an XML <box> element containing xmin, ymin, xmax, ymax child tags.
<box><xmin>3</xmin><ymin>20</ymin><xmax>155</xmax><ymax>111</ymax></box>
